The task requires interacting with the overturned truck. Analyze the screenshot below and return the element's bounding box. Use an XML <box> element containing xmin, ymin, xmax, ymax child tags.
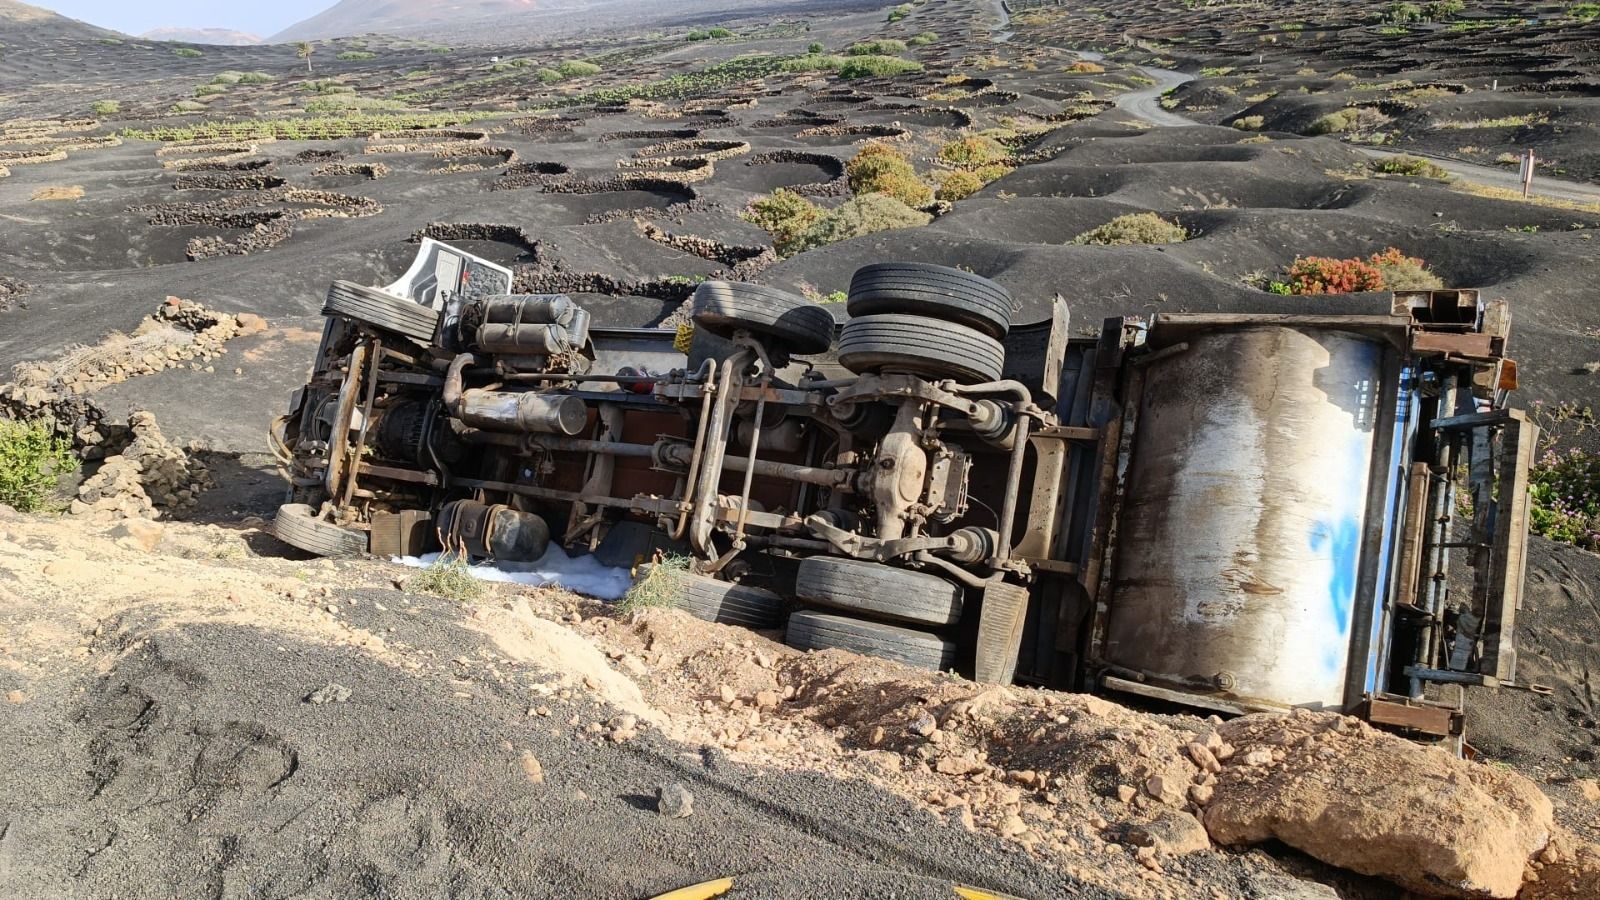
<box><xmin>272</xmin><ymin>239</ymin><xmax>1537</xmax><ymax>741</ymax></box>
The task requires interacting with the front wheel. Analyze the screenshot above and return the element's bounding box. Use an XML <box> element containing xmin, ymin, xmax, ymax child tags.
<box><xmin>323</xmin><ymin>281</ymin><xmax>440</xmax><ymax>345</ymax></box>
<box><xmin>272</xmin><ymin>503</ymin><xmax>367</xmax><ymax>557</ymax></box>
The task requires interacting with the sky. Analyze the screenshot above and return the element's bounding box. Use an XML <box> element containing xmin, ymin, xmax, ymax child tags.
<box><xmin>35</xmin><ymin>0</ymin><xmax>333</xmax><ymax>36</ymax></box>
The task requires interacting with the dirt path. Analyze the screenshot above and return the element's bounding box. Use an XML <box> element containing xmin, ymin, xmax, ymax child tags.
<box><xmin>1094</xmin><ymin>58</ymin><xmax>1600</xmax><ymax>206</ymax></box>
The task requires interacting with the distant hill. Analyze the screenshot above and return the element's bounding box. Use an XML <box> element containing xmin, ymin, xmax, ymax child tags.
<box><xmin>269</xmin><ymin>0</ymin><xmax>547</xmax><ymax>43</ymax></box>
<box><xmin>270</xmin><ymin>0</ymin><xmax>884</xmax><ymax>42</ymax></box>
<box><xmin>0</xmin><ymin>0</ymin><xmax>122</xmax><ymax>41</ymax></box>
<box><xmin>140</xmin><ymin>27</ymin><xmax>263</xmax><ymax>45</ymax></box>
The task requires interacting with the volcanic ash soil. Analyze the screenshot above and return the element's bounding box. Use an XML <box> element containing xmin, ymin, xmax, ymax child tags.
<box><xmin>1</xmin><ymin>510</ymin><xmax>1599</xmax><ymax>899</ymax></box>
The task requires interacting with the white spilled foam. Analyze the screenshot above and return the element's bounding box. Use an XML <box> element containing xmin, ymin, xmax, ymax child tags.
<box><xmin>394</xmin><ymin>545</ymin><xmax>634</xmax><ymax>600</ymax></box>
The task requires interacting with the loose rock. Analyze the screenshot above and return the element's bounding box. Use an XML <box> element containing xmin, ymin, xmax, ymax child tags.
<box><xmin>657</xmin><ymin>782</ymin><xmax>694</xmax><ymax>818</ymax></box>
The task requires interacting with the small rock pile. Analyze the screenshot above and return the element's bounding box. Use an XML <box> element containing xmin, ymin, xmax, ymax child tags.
<box><xmin>0</xmin><ymin>275</ymin><xmax>28</xmax><ymax>311</ymax></box>
<box><xmin>4</xmin><ymin>298</ymin><xmax>265</xmax><ymax>406</ymax></box>
<box><xmin>70</xmin><ymin>411</ymin><xmax>213</xmax><ymax>521</ymax></box>
<box><xmin>1</xmin><ymin>298</ymin><xmax>266</xmax><ymax>461</ymax></box>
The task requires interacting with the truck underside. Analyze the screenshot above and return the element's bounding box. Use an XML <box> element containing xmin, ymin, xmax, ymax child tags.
<box><xmin>272</xmin><ymin>240</ymin><xmax>1536</xmax><ymax>742</ymax></box>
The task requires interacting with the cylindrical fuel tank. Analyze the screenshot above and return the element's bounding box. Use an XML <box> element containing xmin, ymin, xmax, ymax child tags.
<box><xmin>1105</xmin><ymin>326</ymin><xmax>1382</xmax><ymax>710</ymax></box>
<box><xmin>458</xmin><ymin>389</ymin><xmax>588</xmax><ymax>435</ymax></box>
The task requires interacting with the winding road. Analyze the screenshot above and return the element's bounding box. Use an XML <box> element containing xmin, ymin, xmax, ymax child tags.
<box><xmin>989</xmin><ymin>2</ymin><xmax>1600</xmax><ymax>204</ymax></box>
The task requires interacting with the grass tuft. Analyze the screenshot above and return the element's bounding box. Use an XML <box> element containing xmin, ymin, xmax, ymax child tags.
<box><xmin>408</xmin><ymin>553</ymin><xmax>486</xmax><ymax>602</ymax></box>
<box><xmin>617</xmin><ymin>555</ymin><xmax>690</xmax><ymax>616</ymax></box>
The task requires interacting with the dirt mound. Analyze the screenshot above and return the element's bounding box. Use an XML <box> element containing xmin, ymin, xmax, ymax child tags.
<box><xmin>578</xmin><ymin>606</ymin><xmax>1593</xmax><ymax>898</ymax></box>
<box><xmin>0</xmin><ymin>512</ymin><xmax>1095</xmax><ymax>900</ymax></box>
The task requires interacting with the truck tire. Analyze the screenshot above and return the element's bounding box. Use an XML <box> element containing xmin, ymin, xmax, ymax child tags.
<box><xmin>677</xmin><ymin>573</ymin><xmax>785</xmax><ymax>629</ymax></box>
<box><xmin>837</xmin><ymin>314</ymin><xmax>1004</xmax><ymax>384</ymax></box>
<box><xmin>785</xmin><ymin>611</ymin><xmax>956</xmax><ymax>671</ymax></box>
<box><xmin>691</xmin><ymin>281</ymin><xmax>835</xmax><ymax>356</ymax></box>
<box><xmin>846</xmin><ymin>262</ymin><xmax>1013</xmax><ymax>339</ymax></box>
<box><xmin>323</xmin><ymin>281</ymin><xmax>440</xmax><ymax>345</ymax></box>
<box><xmin>272</xmin><ymin>503</ymin><xmax>368</xmax><ymax>557</ymax></box>
<box><xmin>795</xmin><ymin>557</ymin><xmax>963</xmax><ymax>626</ymax></box>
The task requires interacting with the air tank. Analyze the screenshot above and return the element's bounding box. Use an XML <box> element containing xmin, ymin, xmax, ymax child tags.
<box><xmin>1105</xmin><ymin>326</ymin><xmax>1382</xmax><ymax>710</ymax></box>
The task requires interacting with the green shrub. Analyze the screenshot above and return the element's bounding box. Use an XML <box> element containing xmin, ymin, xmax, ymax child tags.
<box><xmin>742</xmin><ymin>189</ymin><xmax>826</xmax><ymax>255</ymax></box>
<box><xmin>91</xmin><ymin>100</ymin><xmax>120</xmax><ymax>115</ymax></box>
<box><xmin>537</xmin><ymin>67</ymin><xmax>563</xmax><ymax>84</ymax></box>
<box><xmin>303</xmin><ymin>80</ymin><xmax>354</xmax><ymax>94</ymax></box>
<box><xmin>1307</xmin><ymin>108</ymin><xmax>1358</xmax><ymax>134</ymax></box>
<box><xmin>1071</xmin><ymin>212</ymin><xmax>1188</xmax><ymax>246</ymax></box>
<box><xmin>780</xmin><ymin>54</ymin><xmax>845</xmax><ymax>73</ymax></box>
<box><xmin>1306</xmin><ymin>107</ymin><xmax>1391</xmax><ymax>136</ymax></box>
<box><xmin>170</xmin><ymin>100</ymin><xmax>207</xmax><ymax>113</ymax></box>
<box><xmin>807</xmin><ymin>41</ymin><xmax>825</xmax><ymax>53</ymax></box>
<box><xmin>847</xmin><ymin>142</ymin><xmax>932</xmax><ymax>206</ymax></box>
<box><xmin>304</xmin><ymin>94</ymin><xmax>407</xmax><ymax>113</ymax></box>
<box><xmin>1371</xmin><ymin>154</ymin><xmax>1450</xmax><ymax>179</ymax></box>
<box><xmin>838</xmin><ymin>55</ymin><xmax>923</xmax><ymax>78</ymax></box>
<box><xmin>557</xmin><ymin>60</ymin><xmax>601</xmax><ymax>77</ymax></box>
<box><xmin>847</xmin><ymin>39</ymin><xmax>907</xmax><ymax>55</ymax></box>
<box><xmin>1368</xmin><ymin>246</ymin><xmax>1443</xmax><ymax>289</ymax></box>
<box><xmin>407</xmin><ymin>553</ymin><xmax>485</xmax><ymax>601</ymax></box>
<box><xmin>908</xmin><ymin>31</ymin><xmax>938</xmax><ymax>46</ymax></box>
<box><xmin>937</xmin><ymin>135</ymin><xmax>1010</xmax><ymax>168</ymax></box>
<box><xmin>687</xmin><ymin>29</ymin><xmax>711</xmax><ymax>40</ymax></box>
<box><xmin>847</xmin><ymin>141</ymin><xmax>908</xmax><ymax>183</ymax></box>
<box><xmin>1572</xmin><ymin>3</ymin><xmax>1600</xmax><ymax>21</ymax></box>
<box><xmin>707</xmin><ymin>27</ymin><xmax>732</xmax><ymax>38</ymax></box>
<box><xmin>211</xmin><ymin>71</ymin><xmax>243</xmax><ymax>84</ymax></box>
<box><xmin>1385</xmin><ymin>1</ymin><xmax>1425</xmax><ymax>23</ymax></box>
<box><xmin>937</xmin><ymin>169</ymin><xmax>985</xmax><ymax>200</ymax></box>
<box><xmin>237</xmin><ymin>71</ymin><xmax>275</xmax><ymax>84</ymax></box>
<box><xmin>0</xmin><ymin>419</ymin><xmax>75</xmax><ymax>513</ymax></box>
<box><xmin>1529</xmin><ymin>447</ymin><xmax>1600</xmax><ymax>551</ymax></box>
<box><xmin>337</xmin><ymin>50</ymin><xmax>377</xmax><ymax>61</ymax></box>
<box><xmin>173</xmin><ymin>48</ymin><xmax>203</xmax><ymax>58</ymax></box>
<box><xmin>972</xmin><ymin>163</ymin><xmax>1012</xmax><ymax>182</ymax></box>
<box><xmin>195</xmin><ymin>84</ymin><xmax>225</xmax><ymax>96</ymax></box>
<box><xmin>792</xmin><ymin>193</ymin><xmax>931</xmax><ymax>252</ymax></box>
<box><xmin>887</xmin><ymin>3</ymin><xmax>914</xmax><ymax>22</ymax></box>
<box><xmin>1231</xmin><ymin>115</ymin><xmax>1265</xmax><ymax>130</ymax></box>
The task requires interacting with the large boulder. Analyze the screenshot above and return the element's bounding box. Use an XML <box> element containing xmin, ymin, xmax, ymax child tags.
<box><xmin>1202</xmin><ymin>711</ymin><xmax>1552</xmax><ymax>898</ymax></box>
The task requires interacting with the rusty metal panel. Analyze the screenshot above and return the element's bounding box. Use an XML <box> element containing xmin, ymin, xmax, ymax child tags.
<box><xmin>1412</xmin><ymin>332</ymin><xmax>1499</xmax><ymax>360</ymax></box>
<box><xmin>370</xmin><ymin>509</ymin><xmax>434</xmax><ymax>558</ymax></box>
<box><xmin>1104</xmin><ymin>326</ymin><xmax>1385</xmax><ymax>710</ymax></box>
<box><xmin>1480</xmin><ymin>410</ymin><xmax>1537</xmax><ymax>681</ymax></box>
<box><xmin>1359</xmin><ymin>697</ymin><xmax>1456</xmax><ymax>735</ymax></box>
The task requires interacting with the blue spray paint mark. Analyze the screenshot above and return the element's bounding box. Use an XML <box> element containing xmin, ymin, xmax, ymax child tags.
<box><xmin>1310</xmin><ymin>517</ymin><xmax>1361</xmax><ymax>674</ymax></box>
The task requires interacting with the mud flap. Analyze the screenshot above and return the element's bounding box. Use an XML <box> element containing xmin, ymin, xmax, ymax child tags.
<box><xmin>974</xmin><ymin>582</ymin><xmax>1030</xmax><ymax>685</ymax></box>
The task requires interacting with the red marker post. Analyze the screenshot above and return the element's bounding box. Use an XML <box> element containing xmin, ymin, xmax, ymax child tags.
<box><xmin>1519</xmin><ymin>149</ymin><xmax>1536</xmax><ymax>199</ymax></box>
